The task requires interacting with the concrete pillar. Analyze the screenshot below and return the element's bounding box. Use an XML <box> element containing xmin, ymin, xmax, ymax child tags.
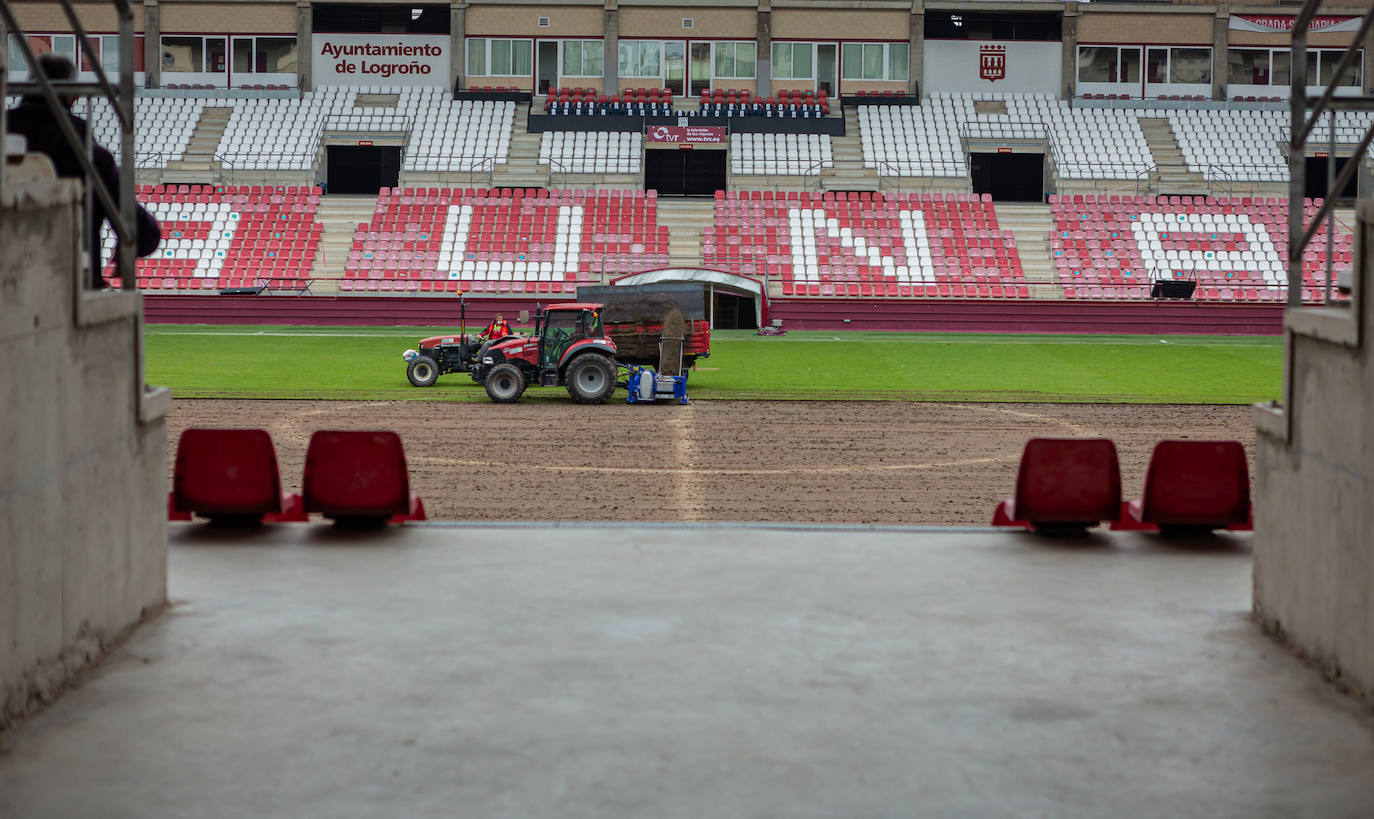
<box><xmin>909</xmin><ymin>1</ymin><xmax>924</xmax><ymax>97</ymax></box>
<box><xmin>1212</xmin><ymin>4</ymin><xmax>1228</xmax><ymax>101</ymax></box>
<box><xmin>603</xmin><ymin>5</ymin><xmax>618</xmax><ymax>94</ymax></box>
<box><xmin>296</xmin><ymin>0</ymin><xmax>311</xmax><ymax>91</ymax></box>
<box><xmin>144</xmin><ymin>0</ymin><xmax>160</xmax><ymax>89</ymax></box>
<box><xmin>451</xmin><ymin>2</ymin><xmax>467</xmax><ymax>92</ymax></box>
<box><xmin>1061</xmin><ymin>3</ymin><xmax>1078</xmax><ymax>100</ymax></box>
<box><xmin>1</xmin><ymin>179</ymin><xmax>169</xmax><ymax>733</ymax></box>
<box><xmin>756</xmin><ymin>7</ymin><xmax>771</xmax><ymax>98</ymax></box>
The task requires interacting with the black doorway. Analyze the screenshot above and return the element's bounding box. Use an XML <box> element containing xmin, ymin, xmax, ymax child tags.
<box><xmin>327</xmin><ymin>146</ymin><xmax>401</xmax><ymax>194</ymax></box>
<box><xmin>1305</xmin><ymin>156</ymin><xmax>1359</xmax><ymax>200</ymax></box>
<box><xmin>645</xmin><ymin>149</ymin><xmax>726</xmax><ymax>196</ymax></box>
<box><xmin>712</xmin><ymin>291</ymin><xmax>757</xmax><ymax>330</ymax></box>
<box><xmin>537</xmin><ymin>41</ymin><xmax>558</xmax><ymax>94</ymax></box>
<box><xmin>971</xmin><ymin>152</ymin><xmax>1044</xmax><ymax>202</ymax></box>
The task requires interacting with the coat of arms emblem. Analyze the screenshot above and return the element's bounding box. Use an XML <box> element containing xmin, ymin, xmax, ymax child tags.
<box><xmin>980</xmin><ymin>45</ymin><xmax>1006</xmax><ymax>82</ymax></box>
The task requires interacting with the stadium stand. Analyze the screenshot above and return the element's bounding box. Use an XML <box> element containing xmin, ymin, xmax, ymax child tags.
<box><xmin>341</xmin><ymin>187</ymin><xmax>669</xmax><ymax>292</ymax></box>
<box><xmin>704</xmin><ymin>190</ymin><xmax>1027</xmax><ymax>297</ymax></box>
<box><xmin>104</xmin><ymin>184</ymin><xmax>322</xmax><ymax>291</ymax></box>
<box><xmin>859</xmin><ymin>94</ymin><xmax>1152</xmax><ymax>179</ymax></box>
<box><xmin>1049</xmin><ymin>194</ymin><xmax>1352</xmax><ymax>302</ymax></box>
<box><xmin>1170</xmin><ymin>107</ymin><xmax>1374</xmax><ymax>183</ymax></box>
<box><xmin>92</xmin><ymin>96</ymin><xmax>205</xmax><ymax>169</ymax></box>
<box><xmin>540</xmin><ymin>131</ymin><xmax>643</xmax><ymax>174</ymax></box>
<box><xmin>729</xmin><ymin>133</ymin><xmax>833</xmax><ymax>176</ymax></box>
<box><xmin>2</xmin><ymin>95</ymin><xmax>204</xmax><ymax>169</ymax></box>
<box><xmin>215</xmin><ymin>86</ymin><xmax>513</xmax><ymax>172</ymax></box>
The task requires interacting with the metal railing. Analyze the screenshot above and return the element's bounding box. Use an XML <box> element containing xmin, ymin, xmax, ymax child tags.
<box><xmin>401</xmin><ymin>153</ymin><xmax>500</xmax><ymax>185</ymax></box>
<box><xmin>1289</xmin><ymin>0</ymin><xmax>1374</xmax><ymax>307</ymax></box>
<box><xmin>1</xmin><ymin>0</ymin><xmax>138</xmax><ymax>289</ymax></box>
<box><xmin>1201</xmin><ymin>163</ymin><xmax>1291</xmax><ymax>198</ymax></box>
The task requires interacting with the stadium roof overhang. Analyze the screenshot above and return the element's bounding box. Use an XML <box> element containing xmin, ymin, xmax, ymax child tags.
<box><xmin>611</xmin><ymin>267</ymin><xmax>768</xmax><ymax>327</ymax></box>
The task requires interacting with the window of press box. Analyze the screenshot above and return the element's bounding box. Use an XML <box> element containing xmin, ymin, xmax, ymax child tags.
<box><xmin>714</xmin><ymin>42</ymin><xmax>756</xmax><ymax>80</ymax></box>
<box><xmin>7</xmin><ymin>34</ymin><xmax>75</xmax><ymax>71</ymax></box>
<box><xmin>312</xmin><ymin>3</ymin><xmax>450</xmax><ymax>34</ymax></box>
<box><xmin>925</xmin><ymin>12</ymin><xmax>1061</xmax><ymax>41</ymax></box>
<box><xmin>1223</xmin><ymin>48</ymin><xmax>1359</xmax><ymax>87</ymax></box>
<box><xmin>1311</xmin><ymin>50</ymin><xmax>1362</xmax><ymax>86</ymax></box>
<box><xmin>772</xmin><ymin>42</ymin><xmax>814</xmax><ymax>80</ymax></box>
<box><xmin>1146</xmin><ymin>47</ymin><xmax>1211</xmax><ymax>85</ymax></box>
<box><xmin>162</xmin><ymin>36</ymin><xmax>227</xmax><ymax>73</ymax></box>
<box><xmin>562</xmin><ymin>40</ymin><xmax>603</xmax><ymax>78</ymax></box>
<box><xmin>232</xmin><ymin>37</ymin><xmax>297</xmax><ymax>74</ymax></box>
<box><xmin>618</xmin><ymin>41</ymin><xmax>662</xmax><ymax>79</ymax></box>
<box><xmin>9</xmin><ymin>34</ymin><xmax>146</xmax><ymax>74</ymax></box>
<box><xmin>841</xmin><ymin>43</ymin><xmax>908</xmax><ymax>82</ymax></box>
<box><xmin>1227</xmin><ymin>49</ymin><xmax>1273</xmax><ymax>86</ymax></box>
<box><xmin>467</xmin><ymin>38</ymin><xmax>532</xmax><ymax>77</ymax></box>
<box><xmin>1077</xmin><ymin>46</ymin><xmax>1140</xmax><ymax>83</ymax></box>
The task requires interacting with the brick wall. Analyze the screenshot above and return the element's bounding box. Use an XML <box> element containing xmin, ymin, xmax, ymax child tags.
<box><xmin>11</xmin><ymin>2</ymin><xmax>145</xmax><ymax>33</ymax></box>
<box><xmin>467</xmin><ymin>4</ymin><xmax>603</xmax><ymax>38</ymax></box>
<box><xmin>1078</xmin><ymin>13</ymin><xmax>1214</xmax><ymax>45</ymax></box>
<box><xmin>161</xmin><ymin>3</ymin><xmax>294</xmax><ymax>34</ymax></box>
<box><xmin>772</xmin><ymin>9</ymin><xmax>910</xmax><ymax>41</ymax></box>
<box><xmin>620</xmin><ymin>7</ymin><xmax>756</xmax><ymax>40</ymax></box>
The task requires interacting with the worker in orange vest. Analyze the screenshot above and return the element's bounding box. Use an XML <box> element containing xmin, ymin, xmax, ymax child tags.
<box><xmin>481</xmin><ymin>314</ymin><xmax>512</xmax><ymax>341</ymax></box>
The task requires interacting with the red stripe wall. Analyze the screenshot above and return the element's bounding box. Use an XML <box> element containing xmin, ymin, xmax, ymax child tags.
<box><xmin>144</xmin><ymin>295</ymin><xmax>1284</xmax><ymax>336</ymax></box>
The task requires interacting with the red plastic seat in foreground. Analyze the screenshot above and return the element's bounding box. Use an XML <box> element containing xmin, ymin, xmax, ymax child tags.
<box><xmin>1113</xmin><ymin>440</ymin><xmax>1252</xmax><ymax>532</ymax></box>
<box><xmin>168</xmin><ymin>428</ymin><xmax>305</xmax><ymax>523</ymax></box>
<box><xmin>302</xmin><ymin>431</ymin><xmax>426</xmax><ymax>525</ymax></box>
<box><xmin>993</xmin><ymin>438</ymin><xmax>1122</xmax><ymax>531</ymax></box>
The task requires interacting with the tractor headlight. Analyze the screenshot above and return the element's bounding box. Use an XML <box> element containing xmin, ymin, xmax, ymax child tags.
<box><xmin>403</xmin><ymin>349</ymin><xmax>418</xmax><ymax>362</ymax></box>
<box><xmin>482</xmin><ymin>356</ymin><xmax>494</xmax><ymax>364</ymax></box>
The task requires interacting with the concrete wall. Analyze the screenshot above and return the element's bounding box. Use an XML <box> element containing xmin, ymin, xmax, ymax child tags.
<box><xmin>1253</xmin><ymin>201</ymin><xmax>1374</xmax><ymax>704</ymax></box>
<box><xmin>1</xmin><ymin>179</ymin><xmax>168</xmax><ymax>732</ymax></box>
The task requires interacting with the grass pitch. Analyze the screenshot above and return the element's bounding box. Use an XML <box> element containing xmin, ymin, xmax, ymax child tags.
<box><xmin>145</xmin><ymin>325</ymin><xmax>1282</xmax><ymax>404</ymax></box>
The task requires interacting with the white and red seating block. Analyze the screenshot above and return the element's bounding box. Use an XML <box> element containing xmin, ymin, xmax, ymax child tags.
<box><xmin>108</xmin><ymin>184</ymin><xmax>322</xmax><ymax>291</ymax></box>
<box><xmin>341</xmin><ymin>187</ymin><xmax>670</xmax><ymax>293</ymax></box>
<box><xmin>1050</xmin><ymin>194</ymin><xmax>1353</xmax><ymax>302</ymax></box>
<box><xmin>705</xmin><ymin>190</ymin><xmax>1028</xmax><ymax>298</ymax></box>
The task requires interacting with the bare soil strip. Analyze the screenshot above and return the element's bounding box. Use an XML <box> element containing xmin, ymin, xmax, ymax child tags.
<box><xmin>166</xmin><ymin>400</ymin><xmax>1255</xmax><ymax>525</ymax></box>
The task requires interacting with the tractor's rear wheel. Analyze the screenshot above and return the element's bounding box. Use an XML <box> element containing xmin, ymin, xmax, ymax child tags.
<box><xmin>566</xmin><ymin>355</ymin><xmax>616</xmax><ymax>404</ymax></box>
<box><xmin>407</xmin><ymin>355</ymin><xmax>439</xmax><ymax>387</ymax></box>
<box><xmin>485</xmin><ymin>363</ymin><xmax>526</xmax><ymax>403</ymax></box>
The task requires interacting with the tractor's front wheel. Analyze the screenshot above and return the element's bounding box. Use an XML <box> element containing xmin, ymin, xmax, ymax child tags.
<box><xmin>407</xmin><ymin>355</ymin><xmax>440</xmax><ymax>387</ymax></box>
<box><xmin>485</xmin><ymin>363</ymin><xmax>526</xmax><ymax>403</ymax></box>
<box><xmin>566</xmin><ymin>355</ymin><xmax>617</xmax><ymax>404</ymax></box>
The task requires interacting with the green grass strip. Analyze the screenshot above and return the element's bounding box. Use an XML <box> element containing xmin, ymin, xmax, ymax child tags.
<box><xmin>145</xmin><ymin>326</ymin><xmax>1282</xmax><ymax>404</ymax></box>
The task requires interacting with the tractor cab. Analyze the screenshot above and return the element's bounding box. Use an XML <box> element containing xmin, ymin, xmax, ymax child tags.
<box><xmin>536</xmin><ymin>304</ymin><xmax>606</xmax><ymax>369</ymax></box>
<box><xmin>483</xmin><ymin>303</ymin><xmax>614</xmax><ymax>383</ymax></box>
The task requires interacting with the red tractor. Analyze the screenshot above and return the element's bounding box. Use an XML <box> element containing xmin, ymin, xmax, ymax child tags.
<box><xmin>469</xmin><ymin>303</ymin><xmax>619</xmax><ymax>403</ymax></box>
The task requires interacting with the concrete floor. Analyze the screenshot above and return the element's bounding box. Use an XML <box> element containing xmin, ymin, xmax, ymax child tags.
<box><xmin>2</xmin><ymin>523</ymin><xmax>1374</xmax><ymax>818</ymax></box>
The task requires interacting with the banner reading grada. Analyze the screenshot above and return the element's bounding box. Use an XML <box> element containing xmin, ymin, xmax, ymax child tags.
<box><xmin>313</xmin><ymin>34</ymin><xmax>450</xmax><ymax>86</ymax></box>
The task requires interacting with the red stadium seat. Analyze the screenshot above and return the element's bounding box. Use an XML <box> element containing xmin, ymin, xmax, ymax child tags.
<box><xmin>1113</xmin><ymin>440</ymin><xmax>1252</xmax><ymax>533</ymax></box>
<box><xmin>992</xmin><ymin>438</ymin><xmax>1122</xmax><ymax>532</ymax></box>
<box><xmin>169</xmin><ymin>429</ymin><xmax>305</xmax><ymax>523</ymax></box>
<box><xmin>302</xmin><ymin>430</ymin><xmax>426</xmax><ymax>526</ymax></box>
